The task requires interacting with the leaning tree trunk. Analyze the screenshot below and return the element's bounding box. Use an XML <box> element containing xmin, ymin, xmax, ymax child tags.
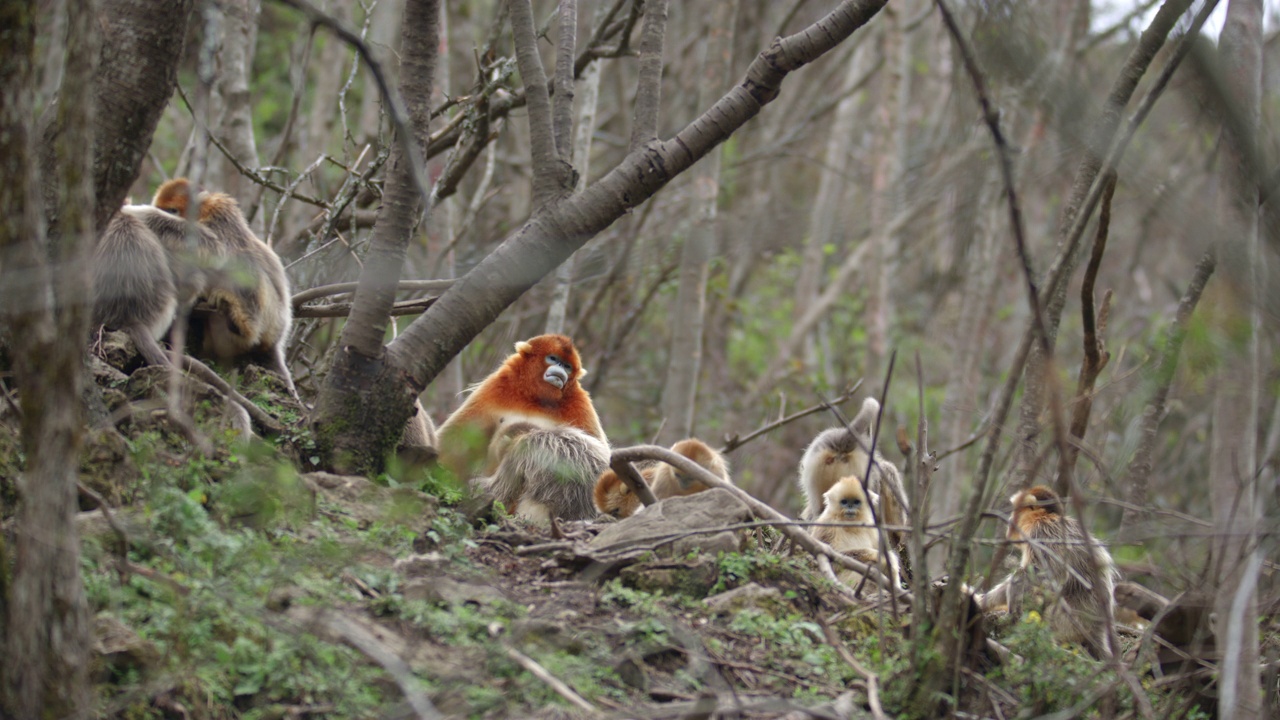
<box><xmin>311</xmin><ymin>0</ymin><xmax>441</xmax><ymax>472</ymax></box>
<box><xmin>656</xmin><ymin>0</ymin><xmax>736</xmax><ymax>446</ymax></box>
<box><xmin>1209</xmin><ymin>1</ymin><xmax>1264</xmax><ymax>717</ymax></box>
<box><xmin>313</xmin><ymin>0</ymin><xmax>891</xmax><ymax>474</ymax></box>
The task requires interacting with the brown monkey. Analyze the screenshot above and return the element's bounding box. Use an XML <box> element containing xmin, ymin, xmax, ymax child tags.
<box><xmin>91</xmin><ymin>204</ymin><xmax>224</xmax><ymax>366</ymax></box>
<box><xmin>437</xmin><ymin>334</ymin><xmax>606</xmax><ymax>483</ymax></box>
<box><xmin>797</xmin><ymin>398</ymin><xmax>909</xmax><ymax>546</ymax></box>
<box><xmin>475</xmin><ymin>420</ymin><xmax>610</xmax><ymax>525</ymax></box>
<box><xmin>151</xmin><ymin>179</ymin><xmax>296</xmax><ymax>398</ymax></box>
<box><xmin>593</xmin><ymin>438</ymin><xmax>731</xmax><ymax>518</ymax></box>
<box><xmin>812</xmin><ymin>475</ymin><xmax>901</xmax><ymax>589</ymax></box>
<box><xmin>976</xmin><ymin>486</ymin><xmax>1118</xmax><ymax>657</ymax></box>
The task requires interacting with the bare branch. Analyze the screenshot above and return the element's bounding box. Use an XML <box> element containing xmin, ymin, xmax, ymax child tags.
<box><xmin>552</xmin><ymin>0</ymin><xmax>577</xmax><ymax>159</ymax></box>
<box><xmin>629</xmin><ymin>0</ymin><xmax>668</xmax><ymax>151</ymax></box>
<box><xmin>510</xmin><ymin>0</ymin><xmax>566</xmax><ymax>205</ymax></box>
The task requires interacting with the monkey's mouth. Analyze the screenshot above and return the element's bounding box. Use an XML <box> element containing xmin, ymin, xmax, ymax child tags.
<box><xmin>543</xmin><ymin>365</ymin><xmax>569</xmax><ymax>389</ymax></box>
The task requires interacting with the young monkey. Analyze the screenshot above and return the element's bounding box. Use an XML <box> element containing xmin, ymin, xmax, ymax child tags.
<box><xmin>593</xmin><ymin>438</ymin><xmax>731</xmax><ymax>519</ymax></box>
<box><xmin>797</xmin><ymin>398</ymin><xmax>909</xmax><ymax>547</ymax></box>
<box><xmin>811</xmin><ymin>475</ymin><xmax>901</xmax><ymax>589</ymax></box>
<box><xmin>976</xmin><ymin>486</ymin><xmax>1118</xmax><ymax>658</ymax></box>
<box><xmin>151</xmin><ymin>178</ymin><xmax>296</xmax><ymax>399</ymax></box>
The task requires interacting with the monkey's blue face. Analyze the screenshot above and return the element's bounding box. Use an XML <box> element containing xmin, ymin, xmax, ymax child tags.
<box><xmin>838</xmin><ymin>494</ymin><xmax>863</xmax><ymax>516</ymax></box>
<box><xmin>543</xmin><ymin>354</ymin><xmax>571</xmax><ymax>389</ymax></box>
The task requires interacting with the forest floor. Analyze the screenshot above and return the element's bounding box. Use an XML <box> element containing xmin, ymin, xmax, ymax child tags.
<box><xmin>0</xmin><ymin>334</ymin><xmax>1236</xmax><ymax>719</ymax></box>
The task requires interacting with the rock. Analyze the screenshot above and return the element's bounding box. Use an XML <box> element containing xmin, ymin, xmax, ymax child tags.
<box><xmin>92</xmin><ymin>614</ymin><xmax>159</xmax><ymax>681</ymax></box>
<box><xmin>587</xmin><ymin>488</ymin><xmax>752</xmax><ymax>557</ymax></box>
<box><xmin>618</xmin><ymin>556</ymin><xmax>720</xmax><ymax>596</ymax></box>
<box><xmin>704</xmin><ymin>582</ymin><xmax>788</xmax><ymax>616</ymax></box>
<box><xmin>402</xmin><ymin>575</ymin><xmax>507</xmax><ymax>606</ymax></box>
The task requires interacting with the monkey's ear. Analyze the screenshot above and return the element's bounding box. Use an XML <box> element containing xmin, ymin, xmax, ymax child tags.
<box><xmin>577</xmin><ymin>366</ymin><xmax>589</xmax><ymax>379</ymax></box>
<box><xmin>515</xmin><ymin>341</ymin><xmax>533</xmax><ymax>354</ymax></box>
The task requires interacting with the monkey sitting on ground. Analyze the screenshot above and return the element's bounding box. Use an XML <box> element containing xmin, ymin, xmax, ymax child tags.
<box><xmin>797</xmin><ymin>397</ymin><xmax>909</xmax><ymax>548</ymax></box>
<box><xmin>91</xmin><ymin>204</ymin><xmax>225</xmax><ymax>366</ymax></box>
<box><xmin>437</xmin><ymin>334</ymin><xmax>606</xmax><ymax>482</ymax></box>
<box><xmin>593</xmin><ymin>438</ymin><xmax>731</xmax><ymax>518</ymax></box>
<box><xmin>975</xmin><ymin>485</ymin><xmax>1119</xmax><ymax>658</ymax></box>
<box><xmin>151</xmin><ymin>178</ymin><xmax>296</xmax><ymax>399</ymax></box>
<box><xmin>811</xmin><ymin>475</ymin><xmax>901</xmax><ymax>590</ymax></box>
<box><xmin>476</xmin><ymin>420</ymin><xmax>610</xmax><ymax>525</ymax></box>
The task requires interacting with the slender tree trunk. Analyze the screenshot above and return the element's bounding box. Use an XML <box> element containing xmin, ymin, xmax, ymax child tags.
<box><xmin>2</xmin><ymin>1</ymin><xmax>97</xmax><ymax>713</ymax></box>
<box><xmin>1210</xmin><ymin>2</ymin><xmax>1263</xmax><ymax>716</ymax></box>
<box><xmin>656</xmin><ymin>0</ymin><xmax>736</xmax><ymax>446</ymax></box>
<box><xmin>864</xmin><ymin>7</ymin><xmax>901</xmax><ymax>379</ymax></box>
<box><xmin>794</xmin><ymin>32</ymin><xmax>876</xmax><ymax>370</ymax></box>
<box><xmin>210</xmin><ymin>0</ymin><xmax>262</xmax><ymax>223</ymax></box>
<box><xmin>1012</xmin><ymin>0</ymin><xmax>1195</xmax><ymax>486</ymax></box>
<box><xmin>311</xmin><ymin>0</ymin><xmax>441</xmax><ymax>471</ymax></box>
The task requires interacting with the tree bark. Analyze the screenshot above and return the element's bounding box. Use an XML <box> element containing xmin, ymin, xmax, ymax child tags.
<box><xmin>210</xmin><ymin>0</ymin><xmax>263</xmax><ymax>218</ymax></box>
<box><xmin>656</xmin><ymin>0</ymin><xmax>736</xmax><ymax>446</ymax></box>
<box><xmin>2</xmin><ymin>0</ymin><xmax>97</xmax><ymax>714</ymax></box>
<box><xmin>311</xmin><ymin>0</ymin><xmax>440</xmax><ymax>472</ymax></box>
<box><xmin>1209</xmin><ymin>2</ymin><xmax>1264</xmax><ymax>717</ymax></box>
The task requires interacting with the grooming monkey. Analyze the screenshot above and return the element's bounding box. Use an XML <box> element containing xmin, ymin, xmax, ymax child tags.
<box><xmin>92</xmin><ymin>197</ymin><xmax>234</xmax><ymax>366</ymax></box>
<box><xmin>436</xmin><ymin>334</ymin><xmax>606</xmax><ymax>482</ymax></box>
<box><xmin>593</xmin><ymin>438</ymin><xmax>731</xmax><ymax>518</ymax></box>
<box><xmin>151</xmin><ymin>178</ymin><xmax>296</xmax><ymax>398</ymax></box>
<box><xmin>811</xmin><ymin>475</ymin><xmax>901</xmax><ymax>589</ymax></box>
<box><xmin>797</xmin><ymin>398</ymin><xmax>909</xmax><ymax>546</ymax></box>
<box><xmin>476</xmin><ymin>420</ymin><xmax>610</xmax><ymax>524</ymax></box>
<box><xmin>976</xmin><ymin>486</ymin><xmax>1118</xmax><ymax>657</ymax></box>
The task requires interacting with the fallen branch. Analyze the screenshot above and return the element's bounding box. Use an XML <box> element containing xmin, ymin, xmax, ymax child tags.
<box><xmin>503</xmin><ymin>645</ymin><xmax>597</xmax><ymax>714</ymax></box>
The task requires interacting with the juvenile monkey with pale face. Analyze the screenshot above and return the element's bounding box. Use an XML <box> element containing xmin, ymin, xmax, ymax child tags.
<box><xmin>593</xmin><ymin>438</ymin><xmax>731</xmax><ymax>519</ymax></box>
<box><xmin>811</xmin><ymin>474</ymin><xmax>901</xmax><ymax>589</ymax></box>
<box><xmin>438</xmin><ymin>335</ymin><xmax>608</xmax><ymax>525</ymax></box>
<box><xmin>797</xmin><ymin>397</ymin><xmax>909</xmax><ymax>548</ymax></box>
<box><xmin>976</xmin><ymin>485</ymin><xmax>1118</xmax><ymax>658</ymax></box>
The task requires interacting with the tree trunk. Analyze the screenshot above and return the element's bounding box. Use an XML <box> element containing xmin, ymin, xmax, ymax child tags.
<box><xmin>656</xmin><ymin>0</ymin><xmax>736</xmax><ymax>446</ymax></box>
<box><xmin>315</xmin><ymin>0</ymin><xmax>890</xmax><ymax>474</ymax></box>
<box><xmin>2</xmin><ymin>1</ymin><xmax>97</xmax><ymax>714</ymax></box>
<box><xmin>311</xmin><ymin>0</ymin><xmax>441</xmax><ymax>472</ymax></box>
<box><xmin>1209</xmin><ymin>1</ymin><xmax>1264</xmax><ymax>717</ymax></box>
<box><xmin>210</xmin><ymin>0</ymin><xmax>263</xmax><ymax>222</ymax></box>
<box><xmin>1012</xmin><ymin>0</ymin><xmax>1195</xmax><ymax>486</ymax></box>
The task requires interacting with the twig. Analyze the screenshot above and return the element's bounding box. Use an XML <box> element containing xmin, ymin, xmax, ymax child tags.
<box><xmin>273</xmin><ymin>0</ymin><xmax>432</xmax><ymax>208</ymax></box>
<box><xmin>503</xmin><ymin>645</ymin><xmax>597</xmax><ymax>714</ymax></box>
<box><xmin>291</xmin><ymin>279</ymin><xmax>454</xmax><ymax>307</ymax></box>
<box><xmin>294</xmin><ymin>297</ymin><xmax>438</xmax><ymax>319</ymax></box>
<box><xmin>818</xmin><ymin>618</ymin><xmax>887</xmax><ymax>720</ymax></box>
<box><xmin>718</xmin><ymin>380</ymin><xmax>863</xmax><ymax>454</ymax></box>
<box><xmin>319</xmin><ymin>612</ymin><xmax>442</xmax><ymax>720</ymax></box>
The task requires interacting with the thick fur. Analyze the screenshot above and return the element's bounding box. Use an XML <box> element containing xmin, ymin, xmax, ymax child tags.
<box><xmin>593</xmin><ymin>438</ymin><xmax>731</xmax><ymax>518</ymax></box>
<box><xmin>476</xmin><ymin>421</ymin><xmax>610</xmax><ymax>525</ymax></box>
<box><xmin>92</xmin><ymin>209</ymin><xmax>180</xmax><ymax>355</ymax></box>
<box><xmin>152</xmin><ymin>179</ymin><xmax>295</xmax><ymax>397</ymax></box>
<box><xmin>437</xmin><ymin>334</ymin><xmax>606</xmax><ymax>482</ymax></box>
<box><xmin>976</xmin><ymin>486</ymin><xmax>1118</xmax><ymax>657</ymax></box>
<box><xmin>400</xmin><ymin>399</ymin><xmax>438</xmax><ymax>449</ymax></box>
<box><xmin>812</xmin><ymin>475</ymin><xmax>901</xmax><ymax>589</ymax></box>
<box><xmin>797</xmin><ymin>398</ymin><xmax>909</xmax><ymax>547</ymax></box>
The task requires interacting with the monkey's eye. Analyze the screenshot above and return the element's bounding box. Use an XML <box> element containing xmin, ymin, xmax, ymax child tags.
<box><xmin>546</xmin><ymin>354</ymin><xmax>561</xmax><ymax>366</ymax></box>
<box><xmin>162</xmin><ymin>207</ymin><xmax>181</xmax><ymax>216</ymax></box>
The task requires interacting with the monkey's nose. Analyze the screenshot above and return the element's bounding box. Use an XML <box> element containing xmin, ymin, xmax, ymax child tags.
<box><xmin>543</xmin><ymin>365</ymin><xmax>568</xmax><ymax>389</ymax></box>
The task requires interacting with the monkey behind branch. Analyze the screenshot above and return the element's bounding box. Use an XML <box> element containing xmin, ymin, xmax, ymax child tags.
<box><xmin>593</xmin><ymin>438</ymin><xmax>731</xmax><ymax>518</ymax></box>
<box><xmin>797</xmin><ymin>397</ymin><xmax>909</xmax><ymax>551</ymax></box>
<box><xmin>152</xmin><ymin>178</ymin><xmax>296</xmax><ymax>398</ymax></box>
<box><xmin>811</xmin><ymin>474</ymin><xmax>901</xmax><ymax>589</ymax></box>
<box><xmin>477</xmin><ymin>420</ymin><xmax>610</xmax><ymax>525</ymax></box>
<box><xmin>976</xmin><ymin>486</ymin><xmax>1118</xmax><ymax>657</ymax></box>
